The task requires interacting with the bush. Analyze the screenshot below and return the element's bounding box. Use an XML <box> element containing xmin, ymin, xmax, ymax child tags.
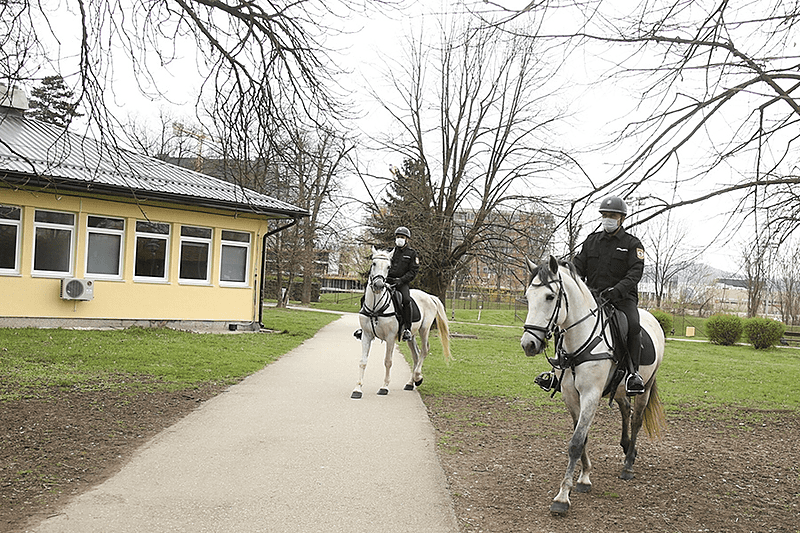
<box><xmin>649</xmin><ymin>309</ymin><xmax>673</xmax><ymax>337</ymax></box>
<box><xmin>743</xmin><ymin>317</ymin><xmax>785</xmax><ymax>350</ymax></box>
<box><xmin>706</xmin><ymin>314</ymin><xmax>743</xmax><ymax>346</ymax></box>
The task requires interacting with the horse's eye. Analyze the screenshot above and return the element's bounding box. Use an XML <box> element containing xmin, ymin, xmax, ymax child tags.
<box><xmin>546</xmin><ymin>293</ymin><xmax>555</xmax><ymax>301</ymax></box>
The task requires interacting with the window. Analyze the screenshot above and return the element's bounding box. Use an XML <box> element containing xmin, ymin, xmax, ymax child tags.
<box><xmin>134</xmin><ymin>221</ymin><xmax>170</xmax><ymax>281</ymax></box>
<box><xmin>179</xmin><ymin>225</ymin><xmax>212</xmax><ymax>283</ymax></box>
<box><xmin>220</xmin><ymin>230</ymin><xmax>251</xmax><ymax>285</ymax></box>
<box><xmin>86</xmin><ymin>215</ymin><xmax>125</xmax><ymax>278</ymax></box>
<box><xmin>0</xmin><ymin>205</ymin><xmax>21</xmax><ymax>274</ymax></box>
<box><xmin>32</xmin><ymin>210</ymin><xmax>75</xmax><ymax>276</ymax></box>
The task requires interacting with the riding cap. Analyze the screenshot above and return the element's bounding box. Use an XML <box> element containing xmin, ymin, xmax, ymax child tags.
<box><xmin>599</xmin><ymin>195</ymin><xmax>628</xmax><ymax>216</ymax></box>
<box><xmin>395</xmin><ymin>226</ymin><xmax>411</xmax><ymax>238</ymax></box>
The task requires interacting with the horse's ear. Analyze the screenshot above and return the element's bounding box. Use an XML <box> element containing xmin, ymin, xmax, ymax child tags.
<box><xmin>525</xmin><ymin>256</ymin><xmax>537</xmax><ymax>273</ymax></box>
<box><xmin>371</xmin><ymin>246</ymin><xmax>378</xmax><ymax>256</ymax></box>
<box><xmin>549</xmin><ymin>255</ymin><xmax>559</xmax><ymax>274</ymax></box>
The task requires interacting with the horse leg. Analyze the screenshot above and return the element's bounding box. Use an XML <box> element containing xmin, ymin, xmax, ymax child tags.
<box><xmin>405</xmin><ymin>325</ymin><xmax>429</xmax><ymax>390</ymax></box>
<box><xmin>551</xmin><ymin>386</ymin><xmax>600</xmax><ymax>515</ymax></box>
<box><xmin>404</xmin><ymin>337</ymin><xmax>421</xmax><ymax>390</ymax></box>
<box><xmin>351</xmin><ymin>337</ymin><xmax>372</xmax><ymax>399</ymax></box>
<box><xmin>615</xmin><ymin>394</ymin><xmax>632</xmax><ymax>458</ymax></box>
<box><xmin>378</xmin><ymin>338</ymin><xmax>395</xmax><ymax>395</ymax></box>
<box><xmin>620</xmin><ymin>383</ymin><xmax>652</xmax><ymax>480</ymax></box>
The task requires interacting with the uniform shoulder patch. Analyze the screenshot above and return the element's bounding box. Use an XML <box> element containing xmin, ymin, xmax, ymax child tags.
<box><xmin>636</xmin><ymin>248</ymin><xmax>645</xmax><ymax>260</ymax></box>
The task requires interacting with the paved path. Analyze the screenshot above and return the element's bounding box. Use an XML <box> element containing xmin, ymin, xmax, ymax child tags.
<box><xmin>30</xmin><ymin>313</ymin><xmax>458</xmax><ymax>533</ymax></box>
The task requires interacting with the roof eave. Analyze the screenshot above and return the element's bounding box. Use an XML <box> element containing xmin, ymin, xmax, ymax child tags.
<box><xmin>0</xmin><ymin>172</ymin><xmax>310</xmax><ymax>220</ymax></box>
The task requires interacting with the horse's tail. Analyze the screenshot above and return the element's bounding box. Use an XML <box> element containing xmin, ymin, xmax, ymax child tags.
<box><xmin>642</xmin><ymin>378</ymin><xmax>667</xmax><ymax>439</ymax></box>
<box><xmin>432</xmin><ymin>296</ymin><xmax>451</xmax><ymax>361</ymax></box>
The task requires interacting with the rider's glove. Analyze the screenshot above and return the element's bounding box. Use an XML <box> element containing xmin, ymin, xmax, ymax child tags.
<box><xmin>386</xmin><ymin>277</ymin><xmax>398</xmax><ymax>285</ymax></box>
<box><xmin>601</xmin><ymin>287</ymin><xmax>619</xmax><ymax>303</ymax></box>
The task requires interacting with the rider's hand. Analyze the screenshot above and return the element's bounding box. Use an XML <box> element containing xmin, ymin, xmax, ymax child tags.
<box><xmin>601</xmin><ymin>287</ymin><xmax>619</xmax><ymax>302</ymax></box>
<box><xmin>387</xmin><ymin>277</ymin><xmax>398</xmax><ymax>285</ymax></box>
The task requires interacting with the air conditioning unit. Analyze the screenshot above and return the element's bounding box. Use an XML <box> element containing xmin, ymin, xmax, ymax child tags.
<box><xmin>61</xmin><ymin>278</ymin><xmax>94</xmax><ymax>301</ymax></box>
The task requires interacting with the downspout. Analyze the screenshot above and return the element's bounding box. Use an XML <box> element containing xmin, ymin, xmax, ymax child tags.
<box><xmin>258</xmin><ymin>217</ymin><xmax>300</xmax><ymax>327</ymax></box>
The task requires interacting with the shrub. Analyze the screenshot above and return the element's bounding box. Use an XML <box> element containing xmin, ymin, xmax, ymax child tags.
<box><xmin>706</xmin><ymin>314</ymin><xmax>743</xmax><ymax>346</ymax></box>
<box><xmin>649</xmin><ymin>309</ymin><xmax>673</xmax><ymax>337</ymax></box>
<box><xmin>743</xmin><ymin>317</ymin><xmax>785</xmax><ymax>350</ymax></box>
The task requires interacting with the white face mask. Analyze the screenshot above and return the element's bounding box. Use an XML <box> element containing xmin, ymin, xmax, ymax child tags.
<box><xmin>602</xmin><ymin>216</ymin><xmax>619</xmax><ymax>233</ymax></box>
<box><xmin>395</xmin><ymin>237</ymin><xmax>406</xmax><ymax>247</ymax></box>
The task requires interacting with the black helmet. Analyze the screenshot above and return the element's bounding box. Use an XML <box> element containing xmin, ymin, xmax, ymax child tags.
<box><xmin>395</xmin><ymin>226</ymin><xmax>411</xmax><ymax>238</ymax></box>
<box><xmin>599</xmin><ymin>195</ymin><xmax>628</xmax><ymax>216</ymax></box>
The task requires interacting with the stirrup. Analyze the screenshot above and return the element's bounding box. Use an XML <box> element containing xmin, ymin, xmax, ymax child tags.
<box><xmin>353</xmin><ymin>329</ymin><xmax>362</xmax><ymax>340</ymax></box>
<box><xmin>625</xmin><ymin>373</ymin><xmax>645</xmax><ymax>395</ymax></box>
<box><xmin>535</xmin><ymin>371</ymin><xmax>559</xmax><ymax>392</ymax></box>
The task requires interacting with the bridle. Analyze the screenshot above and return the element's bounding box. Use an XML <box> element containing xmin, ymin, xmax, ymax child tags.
<box><xmin>523</xmin><ymin>273</ymin><xmax>568</xmax><ymax>348</ymax></box>
<box><xmin>523</xmin><ymin>271</ymin><xmax>607</xmax><ymax>359</ymax></box>
<box><xmin>359</xmin><ymin>261</ymin><xmax>394</xmax><ymax>333</ymax></box>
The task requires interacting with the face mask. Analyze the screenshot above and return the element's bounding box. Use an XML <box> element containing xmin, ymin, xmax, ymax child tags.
<box><xmin>395</xmin><ymin>237</ymin><xmax>406</xmax><ymax>247</ymax></box>
<box><xmin>602</xmin><ymin>217</ymin><xmax>619</xmax><ymax>233</ymax></box>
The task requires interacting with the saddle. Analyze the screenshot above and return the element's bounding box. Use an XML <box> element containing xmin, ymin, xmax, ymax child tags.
<box><xmin>604</xmin><ymin>302</ymin><xmax>656</xmax><ymax>367</ymax></box>
<box><xmin>390</xmin><ymin>287</ymin><xmax>421</xmax><ymax>325</ymax></box>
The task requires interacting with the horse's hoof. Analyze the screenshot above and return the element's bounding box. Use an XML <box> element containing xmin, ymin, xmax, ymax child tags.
<box><xmin>377</xmin><ymin>388</ymin><xmax>389</xmax><ymax>396</ymax></box>
<box><xmin>414</xmin><ymin>377</ymin><xmax>423</xmax><ymax>387</ymax></box>
<box><xmin>575</xmin><ymin>482</ymin><xmax>592</xmax><ymax>493</ymax></box>
<box><xmin>620</xmin><ymin>470</ymin><xmax>635</xmax><ymax>481</ymax></box>
<box><xmin>351</xmin><ymin>391</ymin><xmax>362</xmax><ymax>399</ymax></box>
<box><xmin>549</xmin><ymin>501</ymin><xmax>569</xmax><ymax>515</ymax></box>
<box><xmin>404</xmin><ymin>384</ymin><xmax>414</xmax><ymax>391</ymax></box>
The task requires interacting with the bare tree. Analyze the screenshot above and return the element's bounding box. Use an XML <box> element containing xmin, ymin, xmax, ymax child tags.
<box><xmin>1</xmin><ymin>1</ymin><xmax>402</xmax><ymax>160</ymax></box>
<box><xmin>775</xmin><ymin>240</ymin><xmax>800</xmax><ymax>325</ymax></box>
<box><xmin>474</xmin><ymin>1</ymin><xmax>800</xmax><ymax>245</ymax></box>
<box><xmin>641</xmin><ymin>213</ymin><xmax>703</xmax><ymax>308</ymax></box>
<box><xmin>364</xmin><ymin>17</ymin><xmax>568</xmax><ymax>300</ymax></box>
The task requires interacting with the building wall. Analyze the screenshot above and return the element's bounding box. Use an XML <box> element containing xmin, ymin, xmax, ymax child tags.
<box><xmin>1</xmin><ymin>189</ymin><xmax>270</xmax><ymax>325</ymax></box>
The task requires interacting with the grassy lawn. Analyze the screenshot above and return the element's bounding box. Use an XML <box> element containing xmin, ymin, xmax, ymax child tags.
<box><xmin>0</xmin><ymin>307</ymin><xmax>339</xmax><ymax>400</ymax></box>
<box><xmin>403</xmin><ymin>321</ymin><xmax>800</xmax><ymax>411</ymax></box>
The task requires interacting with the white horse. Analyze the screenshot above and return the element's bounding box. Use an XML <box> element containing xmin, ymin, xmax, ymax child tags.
<box><xmin>351</xmin><ymin>247</ymin><xmax>451</xmax><ymax>399</ymax></box>
<box><xmin>520</xmin><ymin>256</ymin><xmax>666</xmax><ymax>515</ymax></box>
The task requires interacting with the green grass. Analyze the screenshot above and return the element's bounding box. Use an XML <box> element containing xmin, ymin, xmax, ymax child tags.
<box><xmin>400</xmin><ymin>323</ymin><xmax>800</xmax><ymax>411</ymax></box>
<box><xmin>0</xmin><ymin>307</ymin><xmax>339</xmax><ymax>400</ymax></box>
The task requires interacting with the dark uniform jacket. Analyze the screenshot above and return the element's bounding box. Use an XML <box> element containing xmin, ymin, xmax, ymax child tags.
<box><xmin>573</xmin><ymin>227</ymin><xmax>644</xmax><ymax>303</ymax></box>
<box><xmin>388</xmin><ymin>245</ymin><xmax>419</xmax><ymax>286</ymax></box>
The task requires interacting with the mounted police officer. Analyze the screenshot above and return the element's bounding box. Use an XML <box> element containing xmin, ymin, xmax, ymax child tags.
<box><xmin>387</xmin><ymin>226</ymin><xmax>419</xmax><ymax>341</ymax></box>
<box><xmin>573</xmin><ymin>195</ymin><xmax>646</xmax><ymax>395</ymax></box>
<box><xmin>354</xmin><ymin>226</ymin><xmax>420</xmax><ymax>342</ymax></box>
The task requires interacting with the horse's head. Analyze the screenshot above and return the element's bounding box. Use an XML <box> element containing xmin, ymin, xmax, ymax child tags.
<box><xmin>520</xmin><ymin>255</ymin><xmax>567</xmax><ymax>357</ymax></box>
<box><xmin>368</xmin><ymin>247</ymin><xmax>394</xmax><ymax>292</ymax></box>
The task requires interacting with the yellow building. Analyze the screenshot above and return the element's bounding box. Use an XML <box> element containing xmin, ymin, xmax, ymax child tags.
<box><xmin>0</xmin><ymin>86</ymin><xmax>307</xmax><ymax>331</ymax></box>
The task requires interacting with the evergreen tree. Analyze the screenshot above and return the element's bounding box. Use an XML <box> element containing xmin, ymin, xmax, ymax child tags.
<box><xmin>26</xmin><ymin>75</ymin><xmax>83</xmax><ymax>127</ymax></box>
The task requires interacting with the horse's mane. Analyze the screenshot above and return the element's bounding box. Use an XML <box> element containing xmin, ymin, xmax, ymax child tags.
<box><xmin>528</xmin><ymin>258</ymin><xmax>580</xmax><ymax>286</ymax></box>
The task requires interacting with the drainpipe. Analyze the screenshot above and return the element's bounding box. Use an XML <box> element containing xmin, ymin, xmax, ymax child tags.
<box><xmin>258</xmin><ymin>217</ymin><xmax>300</xmax><ymax>328</ymax></box>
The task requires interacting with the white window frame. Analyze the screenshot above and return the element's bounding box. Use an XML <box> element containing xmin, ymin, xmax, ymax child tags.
<box><xmin>32</xmin><ymin>209</ymin><xmax>75</xmax><ymax>277</ymax></box>
<box><xmin>85</xmin><ymin>215</ymin><xmax>125</xmax><ymax>280</ymax></box>
<box><xmin>219</xmin><ymin>230</ymin><xmax>251</xmax><ymax>287</ymax></box>
<box><xmin>133</xmin><ymin>220</ymin><xmax>171</xmax><ymax>283</ymax></box>
<box><xmin>178</xmin><ymin>225</ymin><xmax>212</xmax><ymax>285</ymax></box>
<box><xmin>0</xmin><ymin>205</ymin><xmax>22</xmax><ymax>275</ymax></box>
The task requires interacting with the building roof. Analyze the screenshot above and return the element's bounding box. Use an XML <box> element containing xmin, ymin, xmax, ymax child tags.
<box><xmin>0</xmin><ymin>108</ymin><xmax>308</xmax><ymax>219</ymax></box>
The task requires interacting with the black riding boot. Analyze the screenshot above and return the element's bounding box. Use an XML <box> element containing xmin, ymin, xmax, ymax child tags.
<box><xmin>401</xmin><ymin>301</ymin><xmax>413</xmax><ymax>341</ymax></box>
<box><xmin>625</xmin><ymin>331</ymin><xmax>645</xmax><ymax>394</ymax></box>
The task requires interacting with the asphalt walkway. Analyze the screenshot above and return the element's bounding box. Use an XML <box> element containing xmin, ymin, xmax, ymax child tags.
<box><xmin>29</xmin><ymin>313</ymin><xmax>458</xmax><ymax>533</ymax></box>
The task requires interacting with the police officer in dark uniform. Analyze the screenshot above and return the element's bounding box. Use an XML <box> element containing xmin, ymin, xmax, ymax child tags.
<box><xmin>354</xmin><ymin>226</ymin><xmax>420</xmax><ymax>342</ymax></box>
<box><xmin>573</xmin><ymin>195</ymin><xmax>646</xmax><ymax>394</ymax></box>
<box><xmin>387</xmin><ymin>226</ymin><xmax>419</xmax><ymax>341</ymax></box>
